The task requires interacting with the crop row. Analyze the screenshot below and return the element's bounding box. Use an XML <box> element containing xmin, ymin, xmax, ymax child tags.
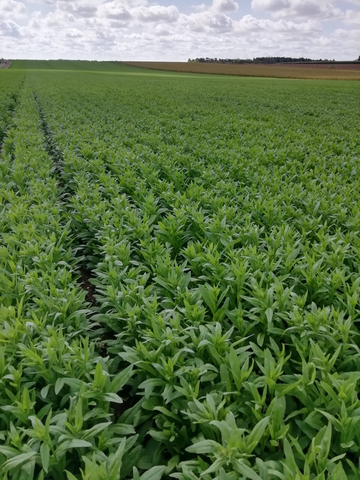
<box><xmin>0</xmin><ymin>70</ymin><xmax>25</xmax><ymax>144</ymax></box>
<box><xmin>0</xmin><ymin>86</ymin><xmax>149</xmax><ymax>480</ymax></box>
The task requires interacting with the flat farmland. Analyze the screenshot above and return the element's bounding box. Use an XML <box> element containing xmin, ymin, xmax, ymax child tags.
<box><xmin>126</xmin><ymin>61</ymin><xmax>360</xmax><ymax>80</ymax></box>
<box><xmin>1</xmin><ymin>60</ymin><xmax>360</xmax><ymax>479</ymax></box>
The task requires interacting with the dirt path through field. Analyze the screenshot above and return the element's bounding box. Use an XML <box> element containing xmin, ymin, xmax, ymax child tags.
<box><xmin>0</xmin><ymin>61</ymin><xmax>12</xmax><ymax>69</ymax></box>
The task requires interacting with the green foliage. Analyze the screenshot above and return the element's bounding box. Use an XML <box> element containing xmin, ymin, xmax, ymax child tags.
<box><xmin>0</xmin><ymin>69</ymin><xmax>24</xmax><ymax>142</ymax></box>
<box><xmin>1</xmin><ymin>62</ymin><xmax>360</xmax><ymax>478</ymax></box>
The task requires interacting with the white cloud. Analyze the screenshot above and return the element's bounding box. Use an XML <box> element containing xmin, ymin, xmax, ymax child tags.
<box><xmin>0</xmin><ymin>0</ymin><xmax>27</xmax><ymax>19</ymax></box>
<box><xmin>41</xmin><ymin>9</ymin><xmax>75</xmax><ymax>27</ymax></box>
<box><xmin>133</xmin><ymin>5</ymin><xmax>179</xmax><ymax>23</ymax></box>
<box><xmin>193</xmin><ymin>3</ymin><xmax>207</xmax><ymax>12</ymax></box>
<box><xmin>181</xmin><ymin>11</ymin><xmax>233</xmax><ymax>32</ymax></box>
<box><xmin>252</xmin><ymin>0</ymin><xmax>343</xmax><ymax>20</ymax></box>
<box><xmin>99</xmin><ymin>2</ymin><xmax>132</xmax><ymax>20</ymax></box>
<box><xmin>252</xmin><ymin>0</ymin><xmax>289</xmax><ymax>11</ymax></box>
<box><xmin>154</xmin><ymin>23</ymin><xmax>172</xmax><ymax>35</ymax></box>
<box><xmin>343</xmin><ymin>9</ymin><xmax>360</xmax><ymax>25</ymax></box>
<box><xmin>53</xmin><ymin>0</ymin><xmax>98</xmax><ymax>17</ymax></box>
<box><xmin>0</xmin><ymin>19</ymin><xmax>21</xmax><ymax>36</ymax></box>
<box><xmin>65</xmin><ymin>28</ymin><xmax>83</xmax><ymax>38</ymax></box>
<box><xmin>212</xmin><ymin>0</ymin><xmax>239</xmax><ymax>13</ymax></box>
<box><xmin>236</xmin><ymin>14</ymin><xmax>320</xmax><ymax>34</ymax></box>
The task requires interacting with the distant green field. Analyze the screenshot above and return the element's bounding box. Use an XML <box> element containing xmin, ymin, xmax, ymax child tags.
<box><xmin>11</xmin><ymin>59</ymin><xmax>136</xmax><ymax>72</ymax></box>
<box><xmin>11</xmin><ymin>60</ymin><xmax>176</xmax><ymax>75</ymax></box>
<box><xmin>1</xmin><ymin>61</ymin><xmax>360</xmax><ymax>480</ymax></box>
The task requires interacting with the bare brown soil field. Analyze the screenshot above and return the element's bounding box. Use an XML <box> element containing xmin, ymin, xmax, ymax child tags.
<box><xmin>278</xmin><ymin>63</ymin><xmax>360</xmax><ymax>71</ymax></box>
<box><xmin>0</xmin><ymin>61</ymin><xmax>12</xmax><ymax>69</ymax></box>
<box><xmin>125</xmin><ymin>62</ymin><xmax>360</xmax><ymax>80</ymax></box>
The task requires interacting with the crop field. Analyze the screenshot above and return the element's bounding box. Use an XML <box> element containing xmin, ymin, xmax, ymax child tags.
<box><xmin>1</xmin><ymin>60</ymin><xmax>360</xmax><ymax>479</ymax></box>
<box><xmin>126</xmin><ymin>62</ymin><xmax>360</xmax><ymax>81</ymax></box>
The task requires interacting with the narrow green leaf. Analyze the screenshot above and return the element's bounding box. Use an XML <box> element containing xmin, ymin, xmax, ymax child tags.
<box><xmin>233</xmin><ymin>459</ymin><xmax>262</xmax><ymax>480</ymax></box>
<box><xmin>40</xmin><ymin>444</ymin><xmax>49</xmax><ymax>473</ymax></box>
<box><xmin>140</xmin><ymin>466</ymin><xmax>167</xmax><ymax>480</ymax></box>
<box><xmin>2</xmin><ymin>452</ymin><xmax>37</xmax><ymax>473</ymax></box>
<box><xmin>186</xmin><ymin>440</ymin><xmax>222</xmax><ymax>455</ymax></box>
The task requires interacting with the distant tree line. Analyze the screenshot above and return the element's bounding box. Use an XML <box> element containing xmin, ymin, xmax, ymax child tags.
<box><xmin>187</xmin><ymin>56</ymin><xmax>360</xmax><ymax>64</ymax></box>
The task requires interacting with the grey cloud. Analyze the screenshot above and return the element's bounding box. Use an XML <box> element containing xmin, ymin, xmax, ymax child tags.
<box><xmin>212</xmin><ymin>0</ymin><xmax>239</xmax><ymax>13</ymax></box>
<box><xmin>252</xmin><ymin>0</ymin><xmax>343</xmax><ymax>20</ymax></box>
<box><xmin>251</xmin><ymin>0</ymin><xmax>289</xmax><ymax>11</ymax></box>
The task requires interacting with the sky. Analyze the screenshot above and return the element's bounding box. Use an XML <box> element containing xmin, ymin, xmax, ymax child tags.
<box><xmin>0</xmin><ymin>0</ymin><xmax>359</xmax><ymax>61</ymax></box>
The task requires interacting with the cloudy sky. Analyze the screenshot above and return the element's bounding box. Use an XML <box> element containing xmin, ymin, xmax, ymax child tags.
<box><xmin>1</xmin><ymin>0</ymin><xmax>359</xmax><ymax>61</ymax></box>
